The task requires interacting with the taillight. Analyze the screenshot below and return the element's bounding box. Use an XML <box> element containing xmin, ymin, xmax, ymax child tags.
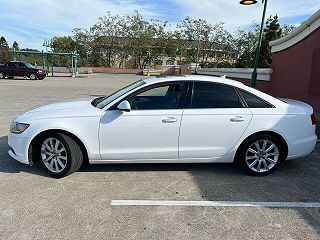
<box><xmin>311</xmin><ymin>113</ymin><xmax>316</xmax><ymax>125</ymax></box>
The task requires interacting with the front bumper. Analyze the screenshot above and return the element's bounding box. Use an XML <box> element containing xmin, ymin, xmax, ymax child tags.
<box><xmin>8</xmin><ymin>132</ymin><xmax>30</xmax><ymax>164</ymax></box>
<box><xmin>37</xmin><ymin>72</ymin><xmax>47</xmax><ymax>78</ymax></box>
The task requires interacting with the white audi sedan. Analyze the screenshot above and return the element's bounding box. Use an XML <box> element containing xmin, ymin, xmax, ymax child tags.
<box><xmin>8</xmin><ymin>75</ymin><xmax>317</xmax><ymax>178</ymax></box>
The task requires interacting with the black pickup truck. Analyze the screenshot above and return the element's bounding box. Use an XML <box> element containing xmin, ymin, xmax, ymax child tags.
<box><xmin>0</xmin><ymin>61</ymin><xmax>47</xmax><ymax>80</ymax></box>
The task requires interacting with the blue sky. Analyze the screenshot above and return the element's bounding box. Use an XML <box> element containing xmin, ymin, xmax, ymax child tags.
<box><xmin>1</xmin><ymin>0</ymin><xmax>319</xmax><ymax>50</ymax></box>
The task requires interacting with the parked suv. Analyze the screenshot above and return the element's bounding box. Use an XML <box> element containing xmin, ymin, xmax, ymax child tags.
<box><xmin>0</xmin><ymin>61</ymin><xmax>47</xmax><ymax>80</ymax></box>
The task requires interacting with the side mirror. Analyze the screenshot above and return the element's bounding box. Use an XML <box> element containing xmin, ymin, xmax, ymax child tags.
<box><xmin>117</xmin><ymin>100</ymin><xmax>131</xmax><ymax>112</ymax></box>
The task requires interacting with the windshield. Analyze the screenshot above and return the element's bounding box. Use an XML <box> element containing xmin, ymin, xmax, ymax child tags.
<box><xmin>94</xmin><ymin>80</ymin><xmax>146</xmax><ymax>109</ymax></box>
<box><xmin>25</xmin><ymin>63</ymin><xmax>36</xmax><ymax>69</ymax></box>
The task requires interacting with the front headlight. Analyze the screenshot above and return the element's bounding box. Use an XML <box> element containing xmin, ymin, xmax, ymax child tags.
<box><xmin>10</xmin><ymin>121</ymin><xmax>30</xmax><ymax>134</ymax></box>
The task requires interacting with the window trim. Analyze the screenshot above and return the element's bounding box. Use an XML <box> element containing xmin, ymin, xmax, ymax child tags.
<box><xmin>236</xmin><ymin>88</ymin><xmax>275</xmax><ymax>108</ymax></box>
<box><xmin>186</xmin><ymin>81</ymin><xmax>246</xmax><ymax>109</ymax></box>
<box><xmin>108</xmin><ymin>81</ymin><xmax>189</xmax><ymax>111</ymax></box>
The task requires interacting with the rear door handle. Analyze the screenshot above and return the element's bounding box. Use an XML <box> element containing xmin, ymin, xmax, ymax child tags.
<box><xmin>162</xmin><ymin>117</ymin><xmax>177</xmax><ymax>123</ymax></box>
<box><xmin>230</xmin><ymin>116</ymin><xmax>245</xmax><ymax>122</ymax></box>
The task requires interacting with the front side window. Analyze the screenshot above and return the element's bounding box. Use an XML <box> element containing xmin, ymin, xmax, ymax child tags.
<box><xmin>128</xmin><ymin>83</ymin><xmax>184</xmax><ymax>110</ymax></box>
<box><xmin>24</xmin><ymin>63</ymin><xmax>35</xmax><ymax>69</ymax></box>
<box><xmin>190</xmin><ymin>82</ymin><xmax>243</xmax><ymax>108</ymax></box>
<box><xmin>18</xmin><ymin>62</ymin><xmax>26</xmax><ymax>68</ymax></box>
<box><xmin>238</xmin><ymin>89</ymin><xmax>273</xmax><ymax>108</ymax></box>
<box><xmin>95</xmin><ymin>80</ymin><xmax>145</xmax><ymax>109</ymax></box>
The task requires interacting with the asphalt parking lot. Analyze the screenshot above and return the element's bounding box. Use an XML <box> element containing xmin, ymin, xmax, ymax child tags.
<box><xmin>0</xmin><ymin>74</ymin><xmax>319</xmax><ymax>240</ymax></box>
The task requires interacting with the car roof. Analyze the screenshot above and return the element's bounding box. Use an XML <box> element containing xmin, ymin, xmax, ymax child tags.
<box><xmin>143</xmin><ymin>75</ymin><xmax>245</xmax><ymax>88</ymax></box>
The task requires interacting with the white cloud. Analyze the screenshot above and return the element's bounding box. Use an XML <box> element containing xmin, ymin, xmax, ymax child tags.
<box><xmin>0</xmin><ymin>0</ymin><xmax>163</xmax><ymax>49</ymax></box>
<box><xmin>1</xmin><ymin>0</ymin><xmax>319</xmax><ymax>49</ymax></box>
<box><xmin>173</xmin><ymin>0</ymin><xmax>320</xmax><ymax>32</ymax></box>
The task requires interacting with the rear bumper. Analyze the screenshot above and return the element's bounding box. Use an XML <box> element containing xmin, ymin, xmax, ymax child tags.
<box><xmin>287</xmin><ymin>135</ymin><xmax>317</xmax><ymax>160</ymax></box>
<box><xmin>8</xmin><ymin>132</ymin><xmax>30</xmax><ymax>164</ymax></box>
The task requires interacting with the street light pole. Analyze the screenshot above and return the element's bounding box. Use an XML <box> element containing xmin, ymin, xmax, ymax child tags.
<box><xmin>251</xmin><ymin>0</ymin><xmax>268</xmax><ymax>88</ymax></box>
<box><xmin>240</xmin><ymin>0</ymin><xmax>268</xmax><ymax>88</ymax></box>
<box><xmin>195</xmin><ymin>38</ymin><xmax>200</xmax><ymax>75</ymax></box>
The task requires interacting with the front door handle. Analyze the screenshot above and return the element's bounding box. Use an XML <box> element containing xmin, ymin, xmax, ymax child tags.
<box><xmin>230</xmin><ymin>116</ymin><xmax>245</xmax><ymax>122</ymax></box>
<box><xmin>162</xmin><ymin>117</ymin><xmax>177</xmax><ymax>123</ymax></box>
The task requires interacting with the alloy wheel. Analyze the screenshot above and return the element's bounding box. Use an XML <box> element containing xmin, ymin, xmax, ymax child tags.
<box><xmin>245</xmin><ymin>139</ymin><xmax>279</xmax><ymax>173</ymax></box>
<box><xmin>41</xmin><ymin>137</ymin><xmax>68</xmax><ymax>173</ymax></box>
<box><xmin>30</xmin><ymin>74</ymin><xmax>36</xmax><ymax>80</ymax></box>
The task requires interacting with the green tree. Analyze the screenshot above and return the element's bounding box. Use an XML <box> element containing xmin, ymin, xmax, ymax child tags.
<box><xmin>235</xmin><ymin>23</ymin><xmax>260</xmax><ymax>68</ymax></box>
<box><xmin>12</xmin><ymin>41</ymin><xmax>19</xmax><ymax>50</ymax></box>
<box><xmin>90</xmin><ymin>12</ymin><xmax>123</xmax><ymax>67</ymax></box>
<box><xmin>121</xmin><ymin>11</ymin><xmax>168</xmax><ymax>69</ymax></box>
<box><xmin>281</xmin><ymin>24</ymin><xmax>296</xmax><ymax>37</ymax></box>
<box><xmin>0</xmin><ymin>36</ymin><xmax>10</xmax><ymax>63</ymax></box>
<box><xmin>51</xmin><ymin>36</ymin><xmax>75</xmax><ymax>52</ymax></box>
<box><xmin>235</xmin><ymin>16</ymin><xmax>283</xmax><ymax>68</ymax></box>
<box><xmin>207</xmin><ymin>22</ymin><xmax>235</xmax><ymax>67</ymax></box>
<box><xmin>72</xmin><ymin>28</ymin><xmax>91</xmax><ymax>66</ymax></box>
<box><xmin>176</xmin><ymin>17</ymin><xmax>213</xmax><ymax>64</ymax></box>
<box><xmin>258</xmin><ymin>15</ymin><xmax>282</xmax><ymax>67</ymax></box>
<box><xmin>51</xmin><ymin>36</ymin><xmax>76</xmax><ymax>66</ymax></box>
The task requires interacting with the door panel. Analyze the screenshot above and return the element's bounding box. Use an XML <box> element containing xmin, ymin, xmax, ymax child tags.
<box><xmin>179</xmin><ymin>81</ymin><xmax>252</xmax><ymax>159</ymax></box>
<box><xmin>99</xmin><ymin>81</ymin><xmax>187</xmax><ymax>161</ymax></box>
<box><xmin>17</xmin><ymin>62</ymin><xmax>28</xmax><ymax>77</ymax></box>
<box><xmin>179</xmin><ymin>108</ymin><xmax>252</xmax><ymax>159</ymax></box>
<box><xmin>99</xmin><ymin>109</ymin><xmax>183</xmax><ymax>160</ymax></box>
<box><xmin>6</xmin><ymin>62</ymin><xmax>16</xmax><ymax>76</ymax></box>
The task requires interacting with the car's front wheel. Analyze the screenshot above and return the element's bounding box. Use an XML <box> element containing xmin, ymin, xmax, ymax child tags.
<box><xmin>29</xmin><ymin>73</ymin><xmax>37</xmax><ymax>80</ymax></box>
<box><xmin>236</xmin><ymin>134</ymin><xmax>286</xmax><ymax>176</ymax></box>
<box><xmin>39</xmin><ymin>133</ymin><xmax>83</xmax><ymax>178</ymax></box>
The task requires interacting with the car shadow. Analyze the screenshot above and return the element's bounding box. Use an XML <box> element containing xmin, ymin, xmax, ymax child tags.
<box><xmin>1</xmin><ymin>77</ymin><xmax>35</xmax><ymax>81</ymax></box>
<box><xmin>0</xmin><ymin>134</ymin><xmax>242</xmax><ymax>177</ymax></box>
<box><xmin>1</xmin><ymin>134</ymin><xmax>319</xmax><ymax>233</ymax></box>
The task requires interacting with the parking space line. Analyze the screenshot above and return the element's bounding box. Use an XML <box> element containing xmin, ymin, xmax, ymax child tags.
<box><xmin>111</xmin><ymin>200</ymin><xmax>320</xmax><ymax>208</ymax></box>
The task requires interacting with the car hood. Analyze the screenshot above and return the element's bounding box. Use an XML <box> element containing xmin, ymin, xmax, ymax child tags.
<box><xmin>16</xmin><ymin>98</ymin><xmax>104</xmax><ymax>122</ymax></box>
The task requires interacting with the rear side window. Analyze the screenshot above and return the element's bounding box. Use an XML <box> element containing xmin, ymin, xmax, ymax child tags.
<box><xmin>8</xmin><ymin>62</ymin><xmax>16</xmax><ymax>67</ymax></box>
<box><xmin>190</xmin><ymin>82</ymin><xmax>243</xmax><ymax>108</ymax></box>
<box><xmin>238</xmin><ymin>89</ymin><xmax>273</xmax><ymax>108</ymax></box>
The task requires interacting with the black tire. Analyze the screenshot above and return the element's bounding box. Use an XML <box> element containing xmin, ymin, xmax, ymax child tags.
<box><xmin>0</xmin><ymin>72</ymin><xmax>5</xmax><ymax>79</ymax></box>
<box><xmin>235</xmin><ymin>134</ymin><xmax>286</xmax><ymax>176</ymax></box>
<box><xmin>38</xmin><ymin>77</ymin><xmax>45</xmax><ymax>80</ymax></box>
<box><xmin>39</xmin><ymin>133</ymin><xmax>83</xmax><ymax>178</ymax></box>
<box><xmin>8</xmin><ymin>76</ymin><xmax>14</xmax><ymax>79</ymax></box>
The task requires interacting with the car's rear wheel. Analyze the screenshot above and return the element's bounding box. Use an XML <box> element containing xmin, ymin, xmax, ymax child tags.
<box><xmin>39</xmin><ymin>133</ymin><xmax>83</xmax><ymax>178</ymax></box>
<box><xmin>30</xmin><ymin>73</ymin><xmax>37</xmax><ymax>80</ymax></box>
<box><xmin>38</xmin><ymin>77</ymin><xmax>44</xmax><ymax>80</ymax></box>
<box><xmin>8</xmin><ymin>76</ymin><xmax>14</xmax><ymax>79</ymax></box>
<box><xmin>236</xmin><ymin>134</ymin><xmax>286</xmax><ymax>176</ymax></box>
<box><xmin>0</xmin><ymin>72</ymin><xmax>5</xmax><ymax>79</ymax></box>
